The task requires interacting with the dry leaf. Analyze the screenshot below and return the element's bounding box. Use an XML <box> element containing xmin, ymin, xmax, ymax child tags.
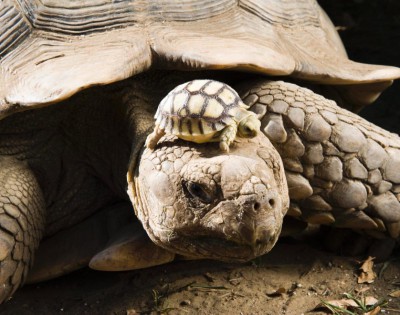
<box><xmin>266</xmin><ymin>287</ymin><xmax>286</xmax><ymax>297</ymax></box>
<box><xmin>366</xmin><ymin>306</ymin><xmax>381</xmax><ymax>315</ymax></box>
<box><xmin>355</xmin><ymin>286</ymin><xmax>371</xmax><ymax>294</ymax></box>
<box><xmin>318</xmin><ymin>296</ymin><xmax>379</xmax><ymax>313</ymax></box>
<box><xmin>363</xmin><ymin>296</ymin><xmax>379</xmax><ymax>305</ymax></box>
<box><xmin>358</xmin><ymin>256</ymin><xmax>376</xmax><ymax>284</ymax></box>
<box><xmin>389</xmin><ymin>290</ymin><xmax>400</xmax><ymax>298</ymax></box>
<box><xmin>324</xmin><ymin>298</ymin><xmax>358</xmax><ymax>308</ymax></box>
<box><xmin>203</xmin><ymin>272</ymin><xmax>215</xmax><ymax>282</ymax></box>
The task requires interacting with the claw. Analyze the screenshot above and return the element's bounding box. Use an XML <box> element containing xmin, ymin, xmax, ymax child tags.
<box><xmin>219</xmin><ymin>141</ymin><xmax>230</xmax><ymax>152</ymax></box>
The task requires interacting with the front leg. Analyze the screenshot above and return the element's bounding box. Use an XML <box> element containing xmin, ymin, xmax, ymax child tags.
<box><xmin>238</xmin><ymin>80</ymin><xmax>400</xmax><ymax>246</ymax></box>
<box><xmin>219</xmin><ymin>124</ymin><xmax>237</xmax><ymax>152</ymax></box>
<box><xmin>145</xmin><ymin>125</ymin><xmax>166</xmax><ymax>150</ymax></box>
<box><xmin>27</xmin><ymin>202</ymin><xmax>175</xmax><ymax>283</ymax></box>
<box><xmin>0</xmin><ymin>157</ymin><xmax>46</xmax><ymax>303</ymax></box>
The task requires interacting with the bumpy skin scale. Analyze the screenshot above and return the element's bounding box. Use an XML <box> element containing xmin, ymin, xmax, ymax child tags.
<box><xmin>130</xmin><ymin>134</ymin><xmax>288</xmax><ymax>261</ymax></box>
<box><xmin>0</xmin><ymin>82</ymin><xmax>139</xmax><ymax>303</ymax></box>
<box><xmin>240</xmin><ymin>80</ymin><xmax>400</xmax><ymax>239</ymax></box>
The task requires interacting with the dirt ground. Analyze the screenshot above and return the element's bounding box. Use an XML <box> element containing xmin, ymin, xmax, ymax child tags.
<box><xmin>2</xmin><ymin>241</ymin><xmax>400</xmax><ymax>315</ymax></box>
<box><xmin>1</xmin><ymin>1</ymin><xmax>400</xmax><ymax>314</ymax></box>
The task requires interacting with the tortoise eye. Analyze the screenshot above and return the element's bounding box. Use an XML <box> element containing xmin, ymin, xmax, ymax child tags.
<box><xmin>185</xmin><ymin>181</ymin><xmax>213</xmax><ymax>204</ymax></box>
<box><xmin>243</xmin><ymin>124</ymin><xmax>258</xmax><ymax>137</ymax></box>
<box><xmin>241</xmin><ymin>125</ymin><xmax>253</xmax><ymax>137</ymax></box>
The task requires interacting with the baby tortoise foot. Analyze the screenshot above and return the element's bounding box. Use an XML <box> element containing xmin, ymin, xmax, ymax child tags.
<box><xmin>219</xmin><ymin>124</ymin><xmax>237</xmax><ymax>152</ymax></box>
<box><xmin>145</xmin><ymin>127</ymin><xmax>165</xmax><ymax>150</ymax></box>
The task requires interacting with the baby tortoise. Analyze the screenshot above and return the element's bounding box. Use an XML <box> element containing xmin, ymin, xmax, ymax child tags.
<box><xmin>145</xmin><ymin>79</ymin><xmax>261</xmax><ymax>152</ymax></box>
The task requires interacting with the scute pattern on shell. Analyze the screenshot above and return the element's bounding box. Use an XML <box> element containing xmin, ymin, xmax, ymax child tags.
<box><xmin>1</xmin><ymin>0</ymin><xmax>400</xmax><ymax>114</ymax></box>
<box><xmin>155</xmin><ymin>80</ymin><xmax>242</xmax><ymax>137</ymax></box>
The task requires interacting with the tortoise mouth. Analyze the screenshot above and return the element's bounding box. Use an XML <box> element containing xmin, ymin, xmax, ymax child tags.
<box><xmin>165</xmin><ymin>234</ymin><xmax>277</xmax><ymax>262</ymax></box>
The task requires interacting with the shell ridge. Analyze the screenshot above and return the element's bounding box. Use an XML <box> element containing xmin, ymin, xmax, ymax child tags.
<box><xmin>199</xmin><ymin>93</ymin><xmax>210</xmax><ymax>118</ymax></box>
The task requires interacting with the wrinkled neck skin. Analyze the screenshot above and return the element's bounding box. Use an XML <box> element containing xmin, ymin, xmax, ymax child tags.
<box><xmin>127</xmin><ymin>133</ymin><xmax>289</xmax><ymax>262</ymax></box>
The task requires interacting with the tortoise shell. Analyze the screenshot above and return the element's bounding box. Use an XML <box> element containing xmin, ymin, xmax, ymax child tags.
<box><xmin>1</xmin><ymin>0</ymin><xmax>400</xmax><ymax>118</ymax></box>
<box><xmin>155</xmin><ymin>80</ymin><xmax>245</xmax><ymax>137</ymax></box>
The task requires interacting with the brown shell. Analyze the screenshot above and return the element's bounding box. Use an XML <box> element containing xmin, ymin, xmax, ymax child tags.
<box><xmin>1</xmin><ymin>0</ymin><xmax>399</xmax><ymax>118</ymax></box>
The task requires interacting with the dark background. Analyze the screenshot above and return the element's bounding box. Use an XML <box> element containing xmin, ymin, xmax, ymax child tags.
<box><xmin>320</xmin><ymin>0</ymin><xmax>400</xmax><ymax>133</ymax></box>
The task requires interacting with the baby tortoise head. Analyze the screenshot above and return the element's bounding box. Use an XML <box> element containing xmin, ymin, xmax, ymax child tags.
<box><xmin>145</xmin><ymin>79</ymin><xmax>261</xmax><ymax>152</ymax></box>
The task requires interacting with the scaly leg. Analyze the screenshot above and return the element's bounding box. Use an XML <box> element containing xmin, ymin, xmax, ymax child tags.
<box><xmin>239</xmin><ymin>80</ymin><xmax>400</xmax><ymax>258</ymax></box>
<box><xmin>219</xmin><ymin>124</ymin><xmax>238</xmax><ymax>152</ymax></box>
<box><xmin>0</xmin><ymin>157</ymin><xmax>45</xmax><ymax>303</ymax></box>
<box><xmin>27</xmin><ymin>203</ymin><xmax>175</xmax><ymax>283</ymax></box>
<box><xmin>145</xmin><ymin>126</ymin><xmax>166</xmax><ymax>150</ymax></box>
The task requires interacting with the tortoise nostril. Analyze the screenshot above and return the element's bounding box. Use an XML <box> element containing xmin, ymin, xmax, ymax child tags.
<box><xmin>268</xmin><ymin>198</ymin><xmax>275</xmax><ymax>207</ymax></box>
<box><xmin>253</xmin><ymin>202</ymin><xmax>261</xmax><ymax>211</ymax></box>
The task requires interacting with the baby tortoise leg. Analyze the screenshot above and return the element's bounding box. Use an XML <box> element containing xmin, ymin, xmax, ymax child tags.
<box><xmin>145</xmin><ymin>125</ymin><xmax>166</xmax><ymax>150</ymax></box>
<box><xmin>0</xmin><ymin>157</ymin><xmax>45</xmax><ymax>303</ymax></box>
<box><xmin>219</xmin><ymin>124</ymin><xmax>238</xmax><ymax>152</ymax></box>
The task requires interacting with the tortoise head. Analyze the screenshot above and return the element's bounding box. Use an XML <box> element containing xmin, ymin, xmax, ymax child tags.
<box><xmin>237</xmin><ymin>112</ymin><xmax>261</xmax><ymax>138</ymax></box>
<box><xmin>127</xmin><ymin>134</ymin><xmax>289</xmax><ymax>262</ymax></box>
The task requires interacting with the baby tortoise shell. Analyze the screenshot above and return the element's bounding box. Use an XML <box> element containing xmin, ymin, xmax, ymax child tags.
<box><xmin>145</xmin><ymin>79</ymin><xmax>261</xmax><ymax>152</ymax></box>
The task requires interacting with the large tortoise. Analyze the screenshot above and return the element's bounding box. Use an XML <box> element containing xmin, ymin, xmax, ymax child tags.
<box><xmin>1</xmin><ymin>0</ymin><xmax>400</xmax><ymax>304</ymax></box>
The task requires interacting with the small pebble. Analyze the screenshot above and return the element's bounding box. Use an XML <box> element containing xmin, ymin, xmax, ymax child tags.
<box><xmin>180</xmin><ymin>300</ymin><xmax>191</xmax><ymax>306</ymax></box>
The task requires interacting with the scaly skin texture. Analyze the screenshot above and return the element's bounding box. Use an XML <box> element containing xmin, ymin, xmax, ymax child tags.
<box><xmin>0</xmin><ymin>71</ymin><xmax>399</xmax><ymax>304</ymax></box>
<box><xmin>0</xmin><ymin>81</ymin><xmax>143</xmax><ymax>303</ymax></box>
<box><xmin>239</xmin><ymin>80</ymin><xmax>400</xmax><ymax>240</ymax></box>
<box><xmin>128</xmin><ymin>135</ymin><xmax>289</xmax><ymax>261</ymax></box>
<box><xmin>0</xmin><ymin>72</ymin><xmax>289</xmax><ymax>303</ymax></box>
<box><xmin>0</xmin><ymin>157</ymin><xmax>45</xmax><ymax>302</ymax></box>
